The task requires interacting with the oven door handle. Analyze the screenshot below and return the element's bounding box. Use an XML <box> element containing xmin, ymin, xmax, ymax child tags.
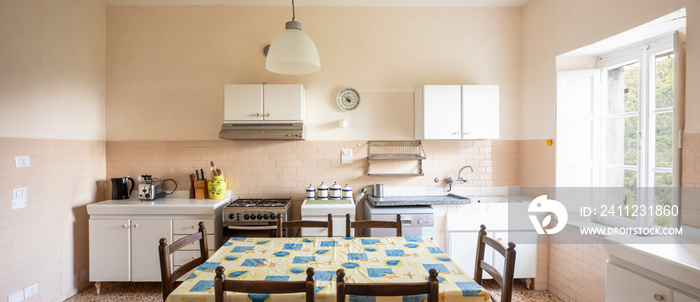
<box><xmin>226</xmin><ymin>225</ymin><xmax>278</xmax><ymax>230</ymax></box>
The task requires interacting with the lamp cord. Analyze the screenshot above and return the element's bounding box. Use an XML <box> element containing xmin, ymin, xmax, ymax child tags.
<box><xmin>292</xmin><ymin>0</ymin><xmax>296</xmax><ymax>21</ymax></box>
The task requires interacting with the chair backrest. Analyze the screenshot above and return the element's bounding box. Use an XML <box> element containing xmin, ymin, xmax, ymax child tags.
<box><xmin>158</xmin><ymin>221</ymin><xmax>208</xmax><ymax>301</ymax></box>
<box><xmin>474</xmin><ymin>224</ymin><xmax>516</xmax><ymax>302</ymax></box>
<box><xmin>336</xmin><ymin>268</ymin><xmax>439</xmax><ymax>302</ymax></box>
<box><xmin>214</xmin><ymin>266</ymin><xmax>316</xmax><ymax>302</ymax></box>
<box><xmin>276</xmin><ymin>213</ymin><xmax>333</xmax><ymax>238</ymax></box>
<box><xmin>345</xmin><ymin>213</ymin><xmax>402</xmax><ymax>237</ymax></box>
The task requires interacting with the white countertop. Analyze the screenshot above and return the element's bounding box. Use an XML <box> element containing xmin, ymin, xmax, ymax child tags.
<box><xmin>604</xmin><ymin>226</ymin><xmax>700</xmax><ymax>293</ymax></box>
<box><xmin>87</xmin><ymin>191</ymin><xmax>231</xmax><ymax>215</ymax></box>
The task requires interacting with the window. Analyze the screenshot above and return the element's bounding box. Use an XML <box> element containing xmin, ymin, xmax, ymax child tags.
<box><xmin>556</xmin><ymin>33</ymin><xmax>683</xmax><ymax>229</ymax></box>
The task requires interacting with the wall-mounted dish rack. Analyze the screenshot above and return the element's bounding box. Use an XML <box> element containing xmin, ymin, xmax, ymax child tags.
<box><xmin>367</xmin><ymin>140</ymin><xmax>426</xmax><ymax>177</ymax></box>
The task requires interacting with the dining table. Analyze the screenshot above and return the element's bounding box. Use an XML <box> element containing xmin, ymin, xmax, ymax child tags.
<box><xmin>165</xmin><ymin>236</ymin><xmax>492</xmax><ymax>302</ymax></box>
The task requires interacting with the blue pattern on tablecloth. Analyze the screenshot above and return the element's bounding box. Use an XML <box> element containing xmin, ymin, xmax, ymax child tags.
<box><xmin>315</xmin><ymin>286</ymin><xmax>325</xmax><ymax>294</ymax></box>
<box><xmin>231</xmin><ymin>246</ymin><xmax>255</xmax><ymax>253</ymax></box>
<box><xmin>248</xmin><ymin>293</ymin><xmax>270</xmax><ymax>302</ymax></box>
<box><xmin>283</xmin><ymin>243</ymin><xmax>302</xmax><ymax>250</ymax></box>
<box><xmin>402</xmin><ymin>294</ymin><xmax>428</xmax><ymax>302</ymax></box>
<box><xmin>364</xmin><ymin>248</ymin><xmax>377</xmax><ymax>252</ymax></box>
<box><xmin>424</xmin><ymin>276</ymin><xmax>446</xmax><ymax>283</ymax></box>
<box><xmin>225</xmin><ymin>256</ymin><xmax>238</xmax><ymax>261</ymax></box>
<box><xmin>197</xmin><ymin>262</ymin><xmax>221</xmax><ymax>271</ymax></box>
<box><xmin>404</xmin><ymin>244</ymin><xmax>419</xmax><ymax>248</ymax></box>
<box><xmin>348</xmin><ymin>253</ymin><xmax>368</xmax><ymax>261</ymax></box>
<box><xmin>292</xmin><ymin>256</ymin><xmax>317</xmax><ymax>264</ymax></box>
<box><xmin>455</xmin><ymin>282</ymin><xmax>483</xmax><ymax>296</ymax></box>
<box><xmin>290</xmin><ymin>268</ymin><xmax>305</xmax><ymax>274</ymax></box>
<box><xmin>422</xmin><ymin>263</ymin><xmax>449</xmax><ymax>273</ymax></box>
<box><xmin>386</xmin><ymin>260</ymin><xmax>400</xmax><ymax>266</ymax></box>
<box><xmin>189</xmin><ymin>280</ymin><xmax>214</xmax><ymax>292</ymax></box>
<box><xmin>321</xmin><ymin>241</ymin><xmax>338</xmax><ymax>247</ymax></box>
<box><xmin>302</xmin><ymin>239</ymin><xmax>314</xmax><ymax>243</ymax></box>
<box><xmin>241</xmin><ymin>258</ymin><xmax>266</xmax><ymax>267</ymax></box>
<box><xmin>315</xmin><ymin>271</ymin><xmax>335</xmax><ymax>281</ymax></box>
<box><xmin>228</xmin><ymin>271</ymin><xmax>247</xmax><ymax>278</ymax></box>
<box><xmin>315</xmin><ymin>249</ymin><xmax>329</xmax><ymax>255</ymax></box>
<box><xmin>404</xmin><ymin>237</ymin><xmax>423</xmax><ymax>242</ymax></box>
<box><xmin>342</xmin><ymin>262</ymin><xmax>359</xmax><ymax>269</ymax></box>
<box><xmin>265</xmin><ymin>276</ymin><xmax>290</xmax><ymax>281</ymax></box>
<box><xmin>436</xmin><ymin>257</ymin><xmax>451</xmax><ymax>262</ymax></box>
<box><xmin>427</xmin><ymin>247</ymin><xmax>443</xmax><ymax>254</ymax></box>
<box><xmin>367</xmin><ymin>268</ymin><xmax>393</xmax><ymax>277</ymax></box>
<box><xmin>349</xmin><ymin>296</ymin><xmax>375</xmax><ymax>302</ymax></box>
<box><xmin>386</xmin><ymin>250</ymin><xmax>405</xmax><ymax>257</ymax></box>
<box><xmin>273</xmin><ymin>251</ymin><xmax>290</xmax><ymax>257</ymax></box>
<box><xmin>256</xmin><ymin>240</ymin><xmax>270</xmax><ymax>245</ymax></box>
<box><xmin>185</xmin><ymin>273</ymin><xmax>197</xmax><ymax>280</ymax></box>
<box><xmin>361</xmin><ymin>239</ymin><xmax>380</xmax><ymax>245</ymax></box>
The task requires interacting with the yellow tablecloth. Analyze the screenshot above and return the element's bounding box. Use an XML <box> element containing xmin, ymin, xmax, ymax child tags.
<box><xmin>166</xmin><ymin>236</ymin><xmax>491</xmax><ymax>302</ymax></box>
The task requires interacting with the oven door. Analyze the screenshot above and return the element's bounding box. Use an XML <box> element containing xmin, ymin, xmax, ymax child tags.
<box><xmin>223</xmin><ymin>224</ymin><xmax>278</xmax><ymax>240</ymax></box>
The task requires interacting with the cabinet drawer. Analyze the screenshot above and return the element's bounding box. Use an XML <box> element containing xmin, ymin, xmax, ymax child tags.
<box><xmin>173</xmin><ymin>219</ymin><xmax>214</xmax><ymax>235</ymax></box>
<box><xmin>173</xmin><ymin>250</ymin><xmax>213</xmax><ymax>266</ymax></box>
<box><xmin>172</xmin><ymin>234</ymin><xmax>215</xmax><ymax>250</ymax></box>
<box><xmin>607</xmin><ymin>262</ymin><xmax>673</xmax><ymax>302</ymax></box>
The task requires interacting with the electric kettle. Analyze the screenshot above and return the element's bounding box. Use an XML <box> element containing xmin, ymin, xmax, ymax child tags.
<box><xmin>111</xmin><ymin>176</ymin><xmax>135</xmax><ymax>200</ymax></box>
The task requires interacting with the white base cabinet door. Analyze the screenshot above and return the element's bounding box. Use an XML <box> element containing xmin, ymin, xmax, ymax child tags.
<box><xmin>130</xmin><ymin>219</ymin><xmax>172</xmax><ymax>281</ymax></box>
<box><xmin>89</xmin><ymin>219</ymin><xmax>130</xmax><ymax>281</ymax></box>
<box><xmin>676</xmin><ymin>292</ymin><xmax>700</xmax><ymax>302</ymax></box>
<box><xmin>606</xmin><ymin>262</ymin><xmax>673</xmax><ymax>302</ymax></box>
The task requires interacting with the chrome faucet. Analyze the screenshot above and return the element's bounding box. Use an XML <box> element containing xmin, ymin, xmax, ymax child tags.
<box><xmin>445</xmin><ymin>165</ymin><xmax>473</xmax><ymax>192</ymax></box>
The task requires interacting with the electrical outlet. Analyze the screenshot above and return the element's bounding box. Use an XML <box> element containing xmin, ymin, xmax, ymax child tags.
<box><xmin>12</xmin><ymin>188</ymin><xmax>27</xmax><ymax>209</ymax></box>
<box><xmin>13</xmin><ymin>156</ymin><xmax>30</xmax><ymax>168</ymax></box>
<box><xmin>24</xmin><ymin>283</ymin><xmax>38</xmax><ymax>298</ymax></box>
<box><xmin>8</xmin><ymin>291</ymin><xmax>23</xmax><ymax>302</ymax></box>
<box><xmin>341</xmin><ymin>148</ymin><xmax>353</xmax><ymax>164</ymax></box>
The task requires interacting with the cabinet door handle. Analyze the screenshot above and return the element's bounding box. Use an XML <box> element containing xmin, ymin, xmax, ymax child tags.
<box><xmin>653</xmin><ymin>293</ymin><xmax>664</xmax><ymax>301</ymax></box>
<box><xmin>133</xmin><ymin>224</ymin><xmax>139</xmax><ymax>228</ymax></box>
<box><xmin>452</xmin><ymin>131</ymin><xmax>460</xmax><ymax>135</ymax></box>
<box><xmin>121</xmin><ymin>224</ymin><xmax>129</xmax><ymax>229</ymax></box>
<box><xmin>463</xmin><ymin>131</ymin><xmax>471</xmax><ymax>135</ymax></box>
<box><xmin>497</xmin><ymin>238</ymin><xmax>502</xmax><ymax>242</ymax></box>
<box><xmin>255</xmin><ymin>113</ymin><xmax>261</xmax><ymax>117</ymax></box>
<box><xmin>190</xmin><ymin>225</ymin><xmax>195</xmax><ymax>229</ymax></box>
<box><xmin>265</xmin><ymin>113</ymin><xmax>270</xmax><ymax>117</ymax></box>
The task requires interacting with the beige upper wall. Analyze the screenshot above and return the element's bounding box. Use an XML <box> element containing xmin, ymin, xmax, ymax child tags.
<box><xmin>520</xmin><ymin>0</ymin><xmax>699</xmax><ymax>139</ymax></box>
<box><xmin>0</xmin><ymin>0</ymin><xmax>106</xmax><ymax>140</ymax></box>
<box><xmin>105</xmin><ymin>6</ymin><xmax>522</xmax><ymax>141</ymax></box>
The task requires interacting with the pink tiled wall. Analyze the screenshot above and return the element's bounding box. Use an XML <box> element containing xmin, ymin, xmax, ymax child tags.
<box><xmin>682</xmin><ymin>133</ymin><xmax>700</xmax><ymax>227</ymax></box>
<box><xmin>0</xmin><ymin>138</ymin><xmax>106</xmax><ymax>301</ymax></box>
<box><xmin>547</xmin><ymin>227</ymin><xmax>606</xmax><ymax>302</ymax></box>
<box><xmin>105</xmin><ymin>139</ymin><xmax>521</xmax><ymax>220</ymax></box>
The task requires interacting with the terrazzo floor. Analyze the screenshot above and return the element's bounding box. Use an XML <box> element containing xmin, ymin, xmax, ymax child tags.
<box><xmin>65</xmin><ymin>279</ymin><xmax>563</xmax><ymax>302</ymax></box>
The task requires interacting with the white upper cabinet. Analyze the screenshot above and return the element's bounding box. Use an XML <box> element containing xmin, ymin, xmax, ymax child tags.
<box><xmin>415</xmin><ymin>85</ymin><xmax>499</xmax><ymax>140</ymax></box>
<box><xmin>461</xmin><ymin>85</ymin><xmax>499</xmax><ymax>139</ymax></box>
<box><xmin>224</xmin><ymin>84</ymin><xmax>304</xmax><ymax>122</ymax></box>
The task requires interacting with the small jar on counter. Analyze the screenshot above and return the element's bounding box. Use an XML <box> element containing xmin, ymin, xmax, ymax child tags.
<box><xmin>317</xmin><ymin>182</ymin><xmax>329</xmax><ymax>200</ymax></box>
<box><xmin>342</xmin><ymin>184</ymin><xmax>353</xmax><ymax>200</ymax></box>
<box><xmin>305</xmin><ymin>184</ymin><xmax>316</xmax><ymax>199</ymax></box>
<box><xmin>330</xmin><ymin>182</ymin><xmax>342</xmax><ymax>200</ymax></box>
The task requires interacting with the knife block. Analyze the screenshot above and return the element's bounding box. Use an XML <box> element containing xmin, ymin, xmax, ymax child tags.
<box><xmin>195</xmin><ymin>180</ymin><xmax>208</xmax><ymax>199</ymax></box>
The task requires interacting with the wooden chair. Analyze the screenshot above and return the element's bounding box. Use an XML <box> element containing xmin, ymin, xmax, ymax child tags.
<box><xmin>474</xmin><ymin>224</ymin><xmax>516</xmax><ymax>302</ymax></box>
<box><xmin>336</xmin><ymin>268</ymin><xmax>439</xmax><ymax>302</ymax></box>
<box><xmin>158</xmin><ymin>221</ymin><xmax>208</xmax><ymax>301</ymax></box>
<box><xmin>214</xmin><ymin>266</ymin><xmax>316</xmax><ymax>302</ymax></box>
<box><xmin>345</xmin><ymin>213</ymin><xmax>402</xmax><ymax>237</ymax></box>
<box><xmin>276</xmin><ymin>213</ymin><xmax>333</xmax><ymax>238</ymax></box>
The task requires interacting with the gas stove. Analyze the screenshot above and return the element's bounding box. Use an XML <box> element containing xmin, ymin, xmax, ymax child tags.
<box><xmin>223</xmin><ymin>198</ymin><xmax>291</xmax><ymax>227</ymax></box>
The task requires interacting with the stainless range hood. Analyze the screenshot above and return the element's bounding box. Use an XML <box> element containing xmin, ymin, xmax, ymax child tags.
<box><xmin>219</xmin><ymin>121</ymin><xmax>304</xmax><ymax>140</ymax></box>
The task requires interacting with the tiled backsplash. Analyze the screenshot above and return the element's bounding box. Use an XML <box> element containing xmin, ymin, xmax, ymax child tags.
<box><xmin>682</xmin><ymin>133</ymin><xmax>700</xmax><ymax>227</ymax></box>
<box><xmin>0</xmin><ymin>138</ymin><xmax>106</xmax><ymax>301</ymax></box>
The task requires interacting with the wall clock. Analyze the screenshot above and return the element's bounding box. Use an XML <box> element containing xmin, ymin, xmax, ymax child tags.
<box><xmin>336</xmin><ymin>87</ymin><xmax>361</xmax><ymax>111</ymax></box>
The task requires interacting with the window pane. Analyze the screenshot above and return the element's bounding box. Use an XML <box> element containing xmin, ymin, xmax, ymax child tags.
<box><xmin>607</xmin><ymin>62</ymin><xmax>639</xmax><ymax>114</ymax></box>
<box><xmin>607</xmin><ymin>116</ymin><xmax>638</xmax><ymax>166</ymax></box>
<box><xmin>605</xmin><ymin>169</ymin><xmax>638</xmax><ymax>221</ymax></box>
<box><xmin>655</xmin><ymin>52</ymin><xmax>674</xmax><ymax>108</ymax></box>
<box><xmin>655</xmin><ymin>112</ymin><xmax>673</xmax><ymax>168</ymax></box>
<box><xmin>654</xmin><ymin>172</ymin><xmax>673</xmax><ymax>227</ymax></box>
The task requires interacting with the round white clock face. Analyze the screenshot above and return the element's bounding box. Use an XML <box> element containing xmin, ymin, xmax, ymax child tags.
<box><xmin>336</xmin><ymin>87</ymin><xmax>361</xmax><ymax>111</ymax></box>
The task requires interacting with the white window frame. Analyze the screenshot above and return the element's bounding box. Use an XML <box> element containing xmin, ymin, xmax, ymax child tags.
<box><xmin>595</xmin><ymin>34</ymin><xmax>675</xmax><ymax>228</ymax></box>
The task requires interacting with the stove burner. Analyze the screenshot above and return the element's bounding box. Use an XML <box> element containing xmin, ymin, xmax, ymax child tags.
<box><xmin>226</xmin><ymin>198</ymin><xmax>291</xmax><ymax>208</ymax></box>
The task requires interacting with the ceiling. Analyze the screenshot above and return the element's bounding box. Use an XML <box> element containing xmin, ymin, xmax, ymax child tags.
<box><xmin>102</xmin><ymin>0</ymin><xmax>530</xmax><ymax>7</ymax></box>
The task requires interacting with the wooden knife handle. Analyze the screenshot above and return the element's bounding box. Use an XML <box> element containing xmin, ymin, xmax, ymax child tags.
<box><xmin>189</xmin><ymin>174</ymin><xmax>196</xmax><ymax>198</ymax></box>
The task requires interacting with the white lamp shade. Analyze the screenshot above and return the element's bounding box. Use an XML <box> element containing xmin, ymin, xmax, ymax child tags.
<box><xmin>266</xmin><ymin>27</ymin><xmax>321</xmax><ymax>75</ymax></box>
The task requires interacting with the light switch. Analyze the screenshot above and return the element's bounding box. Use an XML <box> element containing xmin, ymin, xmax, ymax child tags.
<box><xmin>12</xmin><ymin>187</ymin><xmax>27</xmax><ymax>209</ymax></box>
<box><xmin>8</xmin><ymin>290</ymin><xmax>23</xmax><ymax>302</ymax></box>
<box><xmin>14</xmin><ymin>156</ymin><xmax>30</xmax><ymax>168</ymax></box>
<box><xmin>341</xmin><ymin>149</ymin><xmax>353</xmax><ymax>164</ymax></box>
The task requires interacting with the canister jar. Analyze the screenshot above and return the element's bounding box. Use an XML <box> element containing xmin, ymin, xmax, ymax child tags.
<box><xmin>317</xmin><ymin>182</ymin><xmax>329</xmax><ymax>200</ymax></box>
<box><xmin>342</xmin><ymin>184</ymin><xmax>353</xmax><ymax>199</ymax></box>
<box><xmin>330</xmin><ymin>182</ymin><xmax>342</xmax><ymax>200</ymax></box>
<box><xmin>305</xmin><ymin>184</ymin><xmax>316</xmax><ymax>199</ymax></box>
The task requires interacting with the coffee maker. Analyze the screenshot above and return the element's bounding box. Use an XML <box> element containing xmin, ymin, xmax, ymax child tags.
<box><xmin>111</xmin><ymin>177</ymin><xmax>135</xmax><ymax>200</ymax></box>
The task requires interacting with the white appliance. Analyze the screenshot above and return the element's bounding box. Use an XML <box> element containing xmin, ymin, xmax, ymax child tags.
<box><xmin>300</xmin><ymin>199</ymin><xmax>355</xmax><ymax>237</ymax></box>
<box><xmin>364</xmin><ymin>201</ymin><xmax>434</xmax><ymax>238</ymax></box>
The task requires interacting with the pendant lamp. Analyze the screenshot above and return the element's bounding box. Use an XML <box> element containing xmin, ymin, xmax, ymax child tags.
<box><xmin>265</xmin><ymin>0</ymin><xmax>320</xmax><ymax>75</ymax></box>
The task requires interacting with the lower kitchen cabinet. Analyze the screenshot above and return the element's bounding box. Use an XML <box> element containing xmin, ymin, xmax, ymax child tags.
<box><xmin>606</xmin><ymin>261</ymin><xmax>674</xmax><ymax>302</ymax></box>
<box><xmin>446</xmin><ymin>211</ymin><xmax>537</xmax><ymax>286</ymax></box>
<box><xmin>89</xmin><ymin>218</ymin><xmax>171</xmax><ymax>282</ymax></box>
